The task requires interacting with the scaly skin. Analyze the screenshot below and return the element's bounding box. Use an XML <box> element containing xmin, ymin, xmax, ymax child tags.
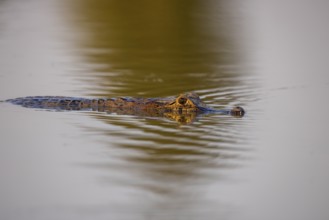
<box><xmin>5</xmin><ymin>92</ymin><xmax>245</xmax><ymax>123</ymax></box>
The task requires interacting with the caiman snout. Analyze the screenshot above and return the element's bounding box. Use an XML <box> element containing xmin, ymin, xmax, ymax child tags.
<box><xmin>230</xmin><ymin>106</ymin><xmax>245</xmax><ymax>117</ymax></box>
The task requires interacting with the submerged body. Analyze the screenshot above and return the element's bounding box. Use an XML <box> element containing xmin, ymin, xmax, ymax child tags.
<box><xmin>6</xmin><ymin>92</ymin><xmax>245</xmax><ymax>123</ymax></box>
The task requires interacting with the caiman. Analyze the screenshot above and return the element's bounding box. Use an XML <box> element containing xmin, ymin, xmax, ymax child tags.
<box><xmin>5</xmin><ymin>92</ymin><xmax>245</xmax><ymax>123</ymax></box>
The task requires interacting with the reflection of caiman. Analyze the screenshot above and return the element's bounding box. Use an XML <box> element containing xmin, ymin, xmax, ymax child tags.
<box><xmin>6</xmin><ymin>92</ymin><xmax>245</xmax><ymax>123</ymax></box>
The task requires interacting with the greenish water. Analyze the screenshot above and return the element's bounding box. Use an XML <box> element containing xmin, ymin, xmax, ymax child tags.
<box><xmin>0</xmin><ymin>0</ymin><xmax>329</xmax><ymax>220</ymax></box>
<box><xmin>66</xmin><ymin>0</ymin><xmax>245</xmax><ymax>97</ymax></box>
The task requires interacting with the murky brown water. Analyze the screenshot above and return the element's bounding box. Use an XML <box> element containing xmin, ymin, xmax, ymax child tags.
<box><xmin>1</xmin><ymin>0</ymin><xmax>329</xmax><ymax>219</ymax></box>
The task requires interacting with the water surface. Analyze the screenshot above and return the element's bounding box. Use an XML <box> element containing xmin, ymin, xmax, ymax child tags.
<box><xmin>0</xmin><ymin>0</ymin><xmax>329</xmax><ymax>220</ymax></box>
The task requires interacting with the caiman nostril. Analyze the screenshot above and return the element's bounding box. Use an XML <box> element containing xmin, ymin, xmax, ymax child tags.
<box><xmin>230</xmin><ymin>106</ymin><xmax>245</xmax><ymax>117</ymax></box>
<box><xmin>178</xmin><ymin>97</ymin><xmax>187</xmax><ymax>105</ymax></box>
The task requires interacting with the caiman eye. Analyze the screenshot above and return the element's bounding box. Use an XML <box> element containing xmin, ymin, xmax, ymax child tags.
<box><xmin>178</xmin><ymin>97</ymin><xmax>187</xmax><ymax>105</ymax></box>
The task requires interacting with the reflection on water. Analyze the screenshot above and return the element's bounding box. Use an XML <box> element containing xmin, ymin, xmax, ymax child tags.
<box><xmin>78</xmin><ymin>110</ymin><xmax>250</xmax><ymax>218</ymax></box>
<box><xmin>67</xmin><ymin>0</ymin><xmax>245</xmax><ymax>99</ymax></box>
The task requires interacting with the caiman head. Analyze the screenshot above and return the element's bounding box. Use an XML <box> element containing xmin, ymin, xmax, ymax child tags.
<box><xmin>163</xmin><ymin>92</ymin><xmax>245</xmax><ymax>121</ymax></box>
